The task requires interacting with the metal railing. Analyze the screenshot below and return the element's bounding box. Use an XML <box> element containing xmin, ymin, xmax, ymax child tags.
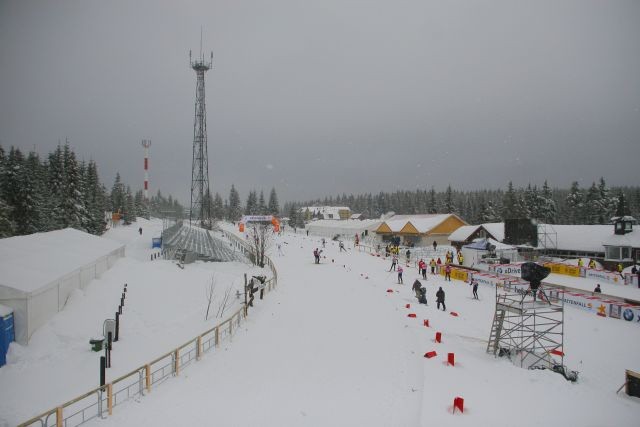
<box><xmin>18</xmin><ymin>231</ymin><xmax>278</xmax><ymax>427</ymax></box>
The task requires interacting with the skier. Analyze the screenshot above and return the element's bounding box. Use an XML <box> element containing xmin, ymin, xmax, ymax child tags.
<box><xmin>313</xmin><ymin>248</ymin><xmax>321</xmax><ymax>264</ymax></box>
<box><xmin>594</xmin><ymin>284</ymin><xmax>602</xmax><ymax>293</ymax></box>
<box><xmin>471</xmin><ymin>279</ymin><xmax>479</xmax><ymax>299</ymax></box>
<box><xmin>412</xmin><ymin>279</ymin><xmax>422</xmax><ymax>298</ymax></box>
<box><xmin>389</xmin><ymin>254</ymin><xmax>398</xmax><ymax>271</ymax></box>
<box><xmin>354</xmin><ymin>234</ymin><xmax>359</xmax><ymax>246</ymax></box>
<box><xmin>430</xmin><ymin>258</ymin><xmax>436</xmax><ymax>274</ymax></box>
<box><xmin>339</xmin><ymin>241</ymin><xmax>346</xmax><ymax>252</ymax></box>
<box><xmin>322</xmin><ymin>238</ymin><xmax>326</xmax><ymax>248</ymax></box>
<box><xmin>413</xmin><ymin>279</ymin><xmax>427</xmax><ymax>304</ymax></box>
<box><xmin>436</xmin><ymin>287</ymin><xmax>446</xmax><ymax>311</ymax></box>
<box><xmin>277</xmin><ymin>243</ymin><xmax>284</xmax><ymax>256</ymax></box>
<box><xmin>419</xmin><ymin>259</ymin><xmax>427</xmax><ymax>279</ymax></box>
<box><xmin>397</xmin><ymin>265</ymin><xmax>404</xmax><ymax>284</ymax></box>
<box><xmin>433</xmin><ymin>240</ymin><xmax>437</xmax><ymax>251</ymax></box>
<box><xmin>444</xmin><ymin>263</ymin><xmax>452</xmax><ymax>281</ymax></box>
<box><xmin>588</xmin><ymin>259</ymin><xmax>596</xmax><ymax>269</ymax></box>
<box><xmin>457</xmin><ymin>252</ymin><xmax>464</xmax><ymax>266</ymax></box>
<box><xmin>406</xmin><ymin>249</ymin><xmax>411</xmax><ymax>262</ymax></box>
<box><xmin>138</xmin><ymin>227</ymin><xmax>142</xmax><ymax>235</ymax></box>
<box><xmin>577</xmin><ymin>258</ymin><xmax>584</xmax><ymax>268</ymax></box>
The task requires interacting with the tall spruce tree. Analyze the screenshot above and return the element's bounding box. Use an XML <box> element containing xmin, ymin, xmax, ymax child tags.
<box><xmin>268</xmin><ymin>187</ymin><xmax>280</xmax><ymax>216</ymax></box>
<box><xmin>228</xmin><ymin>184</ymin><xmax>242</xmax><ymax>221</ymax></box>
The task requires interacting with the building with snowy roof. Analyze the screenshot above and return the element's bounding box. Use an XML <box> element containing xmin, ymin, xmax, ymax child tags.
<box><xmin>448</xmin><ymin>223</ymin><xmax>504</xmax><ymax>249</ymax></box>
<box><xmin>299</xmin><ymin>206</ymin><xmax>351</xmax><ymax>221</ymax></box>
<box><xmin>531</xmin><ymin>218</ymin><xmax>639</xmax><ymax>268</ymax></box>
<box><xmin>374</xmin><ymin>214</ymin><xmax>468</xmax><ymax>246</ymax></box>
<box><xmin>0</xmin><ymin>228</ymin><xmax>125</xmax><ymax>344</ymax></box>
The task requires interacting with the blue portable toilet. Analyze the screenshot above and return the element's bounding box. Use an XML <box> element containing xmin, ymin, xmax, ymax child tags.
<box><xmin>152</xmin><ymin>237</ymin><xmax>162</xmax><ymax>249</ymax></box>
<box><xmin>0</xmin><ymin>305</ymin><xmax>15</xmax><ymax>367</ymax></box>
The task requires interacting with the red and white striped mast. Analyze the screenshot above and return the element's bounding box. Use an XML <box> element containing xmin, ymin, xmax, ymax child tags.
<box><xmin>141</xmin><ymin>139</ymin><xmax>151</xmax><ymax>199</ymax></box>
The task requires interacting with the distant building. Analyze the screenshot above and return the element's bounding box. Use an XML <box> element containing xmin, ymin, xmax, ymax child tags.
<box><xmin>375</xmin><ymin>214</ymin><xmax>468</xmax><ymax>246</ymax></box>
<box><xmin>299</xmin><ymin>206</ymin><xmax>351</xmax><ymax>221</ymax></box>
<box><xmin>448</xmin><ymin>223</ymin><xmax>504</xmax><ymax>250</ymax></box>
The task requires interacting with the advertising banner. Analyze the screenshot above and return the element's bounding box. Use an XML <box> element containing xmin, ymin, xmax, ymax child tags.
<box><xmin>585</xmin><ymin>269</ymin><xmax>622</xmax><ymax>285</ymax></box>
<box><xmin>490</xmin><ymin>264</ymin><xmax>522</xmax><ymax>277</ymax></box>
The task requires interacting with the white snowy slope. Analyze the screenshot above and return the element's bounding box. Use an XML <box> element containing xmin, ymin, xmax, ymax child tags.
<box><xmin>0</xmin><ymin>219</ymin><xmax>268</xmax><ymax>426</ymax></box>
<box><xmin>93</xmin><ymin>227</ymin><xmax>639</xmax><ymax>427</ymax></box>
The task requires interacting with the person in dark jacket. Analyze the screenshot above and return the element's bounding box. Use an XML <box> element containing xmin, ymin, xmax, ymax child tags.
<box><xmin>436</xmin><ymin>287</ymin><xmax>446</xmax><ymax>311</ymax></box>
<box><xmin>412</xmin><ymin>279</ymin><xmax>422</xmax><ymax>299</ymax></box>
<box><xmin>472</xmin><ymin>279</ymin><xmax>479</xmax><ymax>299</ymax></box>
<box><xmin>594</xmin><ymin>284</ymin><xmax>602</xmax><ymax>293</ymax></box>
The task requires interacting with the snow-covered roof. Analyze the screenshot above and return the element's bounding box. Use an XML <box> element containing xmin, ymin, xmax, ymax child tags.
<box><xmin>299</xmin><ymin>206</ymin><xmax>351</xmax><ymax>220</ymax></box>
<box><xmin>0</xmin><ymin>228</ymin><xmax>124</xmax><ymax>294</ymax></box>
<box><xmin>407</xmin><ymin>215</ymin><xmax>453</xmax><ymax>233</ymax></box>
<box><xmin>538</xmin><ymin>224</ymin><xmax>612</xmax><ymax>253</ymax></box>
<box><xmin>482</xmin><ymin>223</ymin><xmax>505</xmax><ymax>242</ymax></box>
<box><xmin>448</xmin><ymin>225</ymin><xmax>480</xmax><ymax>242</ymax></box>
<box><xmin>447</xmin><ymin>222</ymin><xmax>504</xmax><ymax>243</ymax></box>
<box><xmin>602</xmin><ymin>229</ymin><xmax>640</xmax><ymax>248</ymax></box>
<box><xmin>464</xmin><ymin>238</ymin><xmax>515</xmax><ymax>251</ymax></box>
<box><xmin>307</xmin><ymin>219</ymin><xmax>382</xmax><ymax>233</ymax></box>
<box><xmin>381</xmin><ymin>214</ymin><xmax>459</xmax><ymax>234</ymax></box>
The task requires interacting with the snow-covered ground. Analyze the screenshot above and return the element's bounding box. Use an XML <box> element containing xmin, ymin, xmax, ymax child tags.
<box><xmin>2</xmin><ymin>222</ymin><xmax>640</xmax><ymax>426</ymax></box>
<box><xmin>0</xmin><ymin>219</ymin><xmax>268</xmax><ymax>426</ymax></box>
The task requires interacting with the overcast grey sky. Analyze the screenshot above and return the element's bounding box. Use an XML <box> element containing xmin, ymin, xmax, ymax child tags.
<box><xmin>1</xmin><ymin>0</ymin><xmax>639</xmax><ymax>204</ymax></box>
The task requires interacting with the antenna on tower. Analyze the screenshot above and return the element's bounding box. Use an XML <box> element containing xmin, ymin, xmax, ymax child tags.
<box><xmin>199</xmin><ymin>27</ymin><xmax>203</xmax><ymax>59</ymax></box>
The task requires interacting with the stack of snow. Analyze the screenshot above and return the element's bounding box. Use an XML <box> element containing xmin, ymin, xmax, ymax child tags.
<box><xmin>0</xmin><ymin>228</ymin><xmax>125</xmax><ymax>344</ymax></box>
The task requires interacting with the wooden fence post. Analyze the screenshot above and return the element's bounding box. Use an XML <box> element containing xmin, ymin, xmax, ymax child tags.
<box><xmin>145</xmin><ymin>364</ymin><xmax>151</xmax><ymax>393</ymax></box>
<box><xmin>215</xmin><ymin>326</ymin><xmax>219</xmax><ymax>346</ymax></box>
<box><xmin>174</xmin><ymin>349</ymin><xmax>180</xmax><ymax>376</ymax></box>
<box><xmin>107</xmin><ymin>383</ymin><xmax>113</xmax><ymax>415</ymax></box>
<box><xmin>196</xmin><ymin>336</ymin><xmax>202</xmax><ymax>360</ymax></box>
<box><xmin>56</xmin><ymin>407</ymin><xmax>63</xmax><ymax>427</ymax></box>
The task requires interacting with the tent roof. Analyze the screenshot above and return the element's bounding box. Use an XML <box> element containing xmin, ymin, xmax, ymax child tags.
<box><xmin>0</xmin><ymin>228</ymin><xmax>124</xmax><ymax>294</ymax></box>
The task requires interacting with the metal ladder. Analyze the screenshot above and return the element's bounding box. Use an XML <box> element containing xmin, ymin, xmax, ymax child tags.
<box><xmin>487</xmin><ymin>309</ymin><xmax>506</xmax><ymax>355</ymax></box>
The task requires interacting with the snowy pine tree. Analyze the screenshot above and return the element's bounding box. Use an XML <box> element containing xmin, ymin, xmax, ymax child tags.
<box><xmin>539</xmin><ymin>180</ymin><xmax>557</xmax><ymax>223</ymax></box>
<box><xmin>268</xmin><ymin>187</ymin><xmax>280</xmax><ymax>216</ymax></box>
<box><xmin>212</xmin><ymin>192</ymin><xmax>224</xmax><ymax>219</ymax></box>
<box><xmin>228</xmin><ymin>184</ymin><xmax>242</xmax><ymax>221</ymax></box>
<box><xmin>258</xmin><ymin>190</ymin><xmax>267</xmax><ymax>215</ymax></box>
<box><xmin>111</xmin><ymin>173</ymin><xmax>126</xmax><ymax>216</ymax></box>
<box><xmin>565</xmin><ymin>181</ymin><xmax>584</xmax><ymax>224</ymax></box>
<box><xmin>245</xmin><ymin>190</ymin><xmax>258</xmax><ymax>215</ymax></box>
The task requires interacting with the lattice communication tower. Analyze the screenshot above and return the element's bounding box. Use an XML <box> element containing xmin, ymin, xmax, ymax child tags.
<box><xmin>189</xmin><ymin>48</ymin><xmax>213</xmax><ymax>228</ymax></box>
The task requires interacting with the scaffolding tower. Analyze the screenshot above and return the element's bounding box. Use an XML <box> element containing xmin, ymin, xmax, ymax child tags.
<box><xmin>487</xmin><ymin>283</ymin><xmax>565</xmax><ymax>369</ymax></box>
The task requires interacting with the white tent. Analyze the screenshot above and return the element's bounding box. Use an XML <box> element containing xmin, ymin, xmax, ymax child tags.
<box><xmin>306</xmin><ymin>219</ymin><xmax>382</xmax><ymax>240</ymax></box>
<box><xmin>0</xmin><ymin>228</ymin><xmax>125</xmax><ymax>344</ymax></box>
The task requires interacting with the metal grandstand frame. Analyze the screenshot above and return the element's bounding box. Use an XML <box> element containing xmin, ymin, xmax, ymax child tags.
<box><xmin>487</xmin><ymin>282</ymin><xmax>565</xmax><ymax>369</ymax></box>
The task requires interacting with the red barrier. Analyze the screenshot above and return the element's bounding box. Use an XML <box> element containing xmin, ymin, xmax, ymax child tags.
<box><xmin>386</xmin><ymin>289</ymin><xmax>394</xmax><ymax>293</ymax></box>
<box><xmin>450</xmin><ymin>312</ymin><xmax>459</xmax><ymax>317</ymax></box>
<box><xmin>405</xmin><ymin>304</ymin><xmax>411</xmax><ymax>309</ymax></box>
<box><xmin>453</xmin><ymin>397</ymin><xmax>464</xmax><ymax>414</ymax></box>
<box><xmin>447</xmin><ymin>353</ymin><xmax>455</xmax><ymax>366</ymax></box>
<box><xmin>424</xmin><ymin>351</ymin><xmax>437</xmax><ymax>358</ymax></box>
<box><xmin>407</xmin><ymin>313</ymin><xmax>417</xmax><ymax>318</ymax></box>
<box><xmin>435</xmin><ymin>332</ymin><xmax>442</xmax><ymax>343</ymax></box>
<box><xmin>423</xmin><ymin>319</ymin><xmax>430</xmax><ymax>327</ymax></box>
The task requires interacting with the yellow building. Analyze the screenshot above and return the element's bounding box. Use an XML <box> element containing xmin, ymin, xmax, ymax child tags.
<box><xmin>375</xmin><ymin>214</ymin><xmax>468</xmax><ymax>246</ymax></box>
